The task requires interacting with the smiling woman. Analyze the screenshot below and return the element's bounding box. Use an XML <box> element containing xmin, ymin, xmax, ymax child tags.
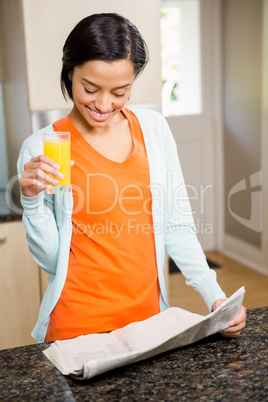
<box><xmin>17</xmin><ymin>12</ymin><xmax>246</xmax><ymax>344</ymax></box>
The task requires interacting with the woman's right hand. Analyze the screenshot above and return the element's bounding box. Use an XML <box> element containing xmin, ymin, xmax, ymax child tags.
<box><xmin>19</xmin><ymin>155</ymin><xmax>64</xmax><ymax>197</ymax></box>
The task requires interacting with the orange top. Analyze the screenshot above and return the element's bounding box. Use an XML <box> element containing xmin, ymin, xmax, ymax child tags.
<box><xmin>46</xmin><ymin>109</ymin><xmax>160</xmax><ymax>341</ymax></box>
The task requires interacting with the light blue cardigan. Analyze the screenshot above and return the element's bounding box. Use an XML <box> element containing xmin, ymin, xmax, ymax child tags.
<box><xmin>17</xmin><ymin>108</ymin><xmax>226</xmax><ymax>343</ymax></box>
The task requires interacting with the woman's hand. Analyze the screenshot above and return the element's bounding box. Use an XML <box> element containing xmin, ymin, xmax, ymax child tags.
<box><xmin>19</xmin><ymin>155</ymin><xmax>64</xmax><ymax>197</ymax></box>
<box><xmin>212</xmin><ymin>299</ymin><xmax>247</xmax><ymax>337</ymax></box>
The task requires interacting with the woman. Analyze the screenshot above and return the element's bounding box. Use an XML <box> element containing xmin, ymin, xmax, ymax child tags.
<box><xmin>18</xmin><ymin>13</ymin><xmax>246</xmax><ymax>343</ymax></box>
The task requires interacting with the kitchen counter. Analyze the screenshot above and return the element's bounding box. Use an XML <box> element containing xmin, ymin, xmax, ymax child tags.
<box><xmin>0</xmin><ymin>212</ymin><xmax>22</xmax><ymax>223</ymax></box>
<box><xmin>0</xmin><ymin>307</ymin><xmax>267</xmax><ymax>401</ymax></box>
<box><xmin>0</xmin><ymin>190</ymin><xmax>22</xmax><ymax>222</ymax></box>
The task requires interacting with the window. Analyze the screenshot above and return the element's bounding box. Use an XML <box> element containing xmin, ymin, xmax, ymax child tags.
<box><xmin>161</xmin><ymin>0</ymin><xmax>202</xmax><ymax>116</ymax></box>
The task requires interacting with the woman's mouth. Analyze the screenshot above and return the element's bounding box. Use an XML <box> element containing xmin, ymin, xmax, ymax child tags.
<box><xmin>87</xmin><ymin>107</ymin><xmax>112</xmax><ymax>122</ymax></box>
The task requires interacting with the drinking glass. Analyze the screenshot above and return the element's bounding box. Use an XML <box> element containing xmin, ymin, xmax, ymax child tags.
<box><xmin>43</xmin><ymin>132</ymin><xmax>71</xmax><ymax>194</ymax></box>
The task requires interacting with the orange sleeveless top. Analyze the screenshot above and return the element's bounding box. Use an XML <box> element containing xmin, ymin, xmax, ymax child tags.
<box><xmin>46</xmin><ymin>108</ymin><xmax>160</xmax><ymax>341</ymax></box>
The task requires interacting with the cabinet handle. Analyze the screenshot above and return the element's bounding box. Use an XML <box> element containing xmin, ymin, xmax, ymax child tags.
<box><xmin>0</xmin><ymin>237</ymin><xmax>7</xmax><ymax>245</ymax></box>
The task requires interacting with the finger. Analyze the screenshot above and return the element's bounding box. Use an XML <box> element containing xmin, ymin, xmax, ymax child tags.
<box><xmin>221</xmin><ymin>330</ymin><xmax>241</xmax><ymax>338</ymax></box>
<box><xmin>24</xmin><ymin>155</ymin><xmax>62</xmax><ymax>178</ymax></box>
<box><xmin>220</xmin><ymin>320</ymin><xmax>246</xmax><ymax>337</ymax></box>
<box><xmin>31</xmin><ymin>155</ymin><xmax>60</xmax><ymax>169</ymax></box>
<box><xmin>20</xmin><ymin>176</ymin><xmax>46</xmax><ymax>190</ymax></box>
<box><xmin>24</xmin><ymin>161</ymin><xmax>64</xmax><ymax>180</ymax></box>
<box><xmin>22</xmin><ymin>169</ymin><xmax>60</xmax><ymax>185</ymax></box>
<box><xmin>223</xmin><ymin>322</ymin><xmax>245</xmax><ymax>333</ymax></box>
<box><xmin>221</xmin><ymin>322</ymin><xmax>245</xmax><ymax>337</ymax></box>
<box><xmin>229</xmin><ymin>306</ymin><xmax>247</xmax><ymax>327</ymax></box>
<box><xmin>19</xmin><ymin>177</ymin><xmax>50</xmax><ymax>197</ymax></box>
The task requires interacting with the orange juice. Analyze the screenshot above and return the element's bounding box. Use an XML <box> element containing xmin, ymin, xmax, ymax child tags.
<box><xmin>43</xmin><ymin>132</ymin><xmax>71</xmax><ymax>193</ymax></box>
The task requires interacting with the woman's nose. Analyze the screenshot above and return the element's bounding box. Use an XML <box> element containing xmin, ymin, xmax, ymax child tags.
<box><xmin>94</xmin><ymin>94</ymin><xmax>111</xmax><ymax>113</ymax></box>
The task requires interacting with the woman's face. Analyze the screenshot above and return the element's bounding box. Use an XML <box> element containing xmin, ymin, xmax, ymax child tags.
<box><xmin>70</xmin><ymin>59</ymin><xmax>135</xmax><ymax>128</ymax></box>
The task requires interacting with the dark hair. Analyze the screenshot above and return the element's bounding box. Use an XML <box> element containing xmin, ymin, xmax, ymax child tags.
<box><xmin>60</xmin><ymin>13</ymin><xmax>149</xmax><ymax>100</ymax></box>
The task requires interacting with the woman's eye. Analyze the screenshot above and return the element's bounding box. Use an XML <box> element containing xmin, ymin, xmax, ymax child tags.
<box><xmin>113</xmin><ymin>93</ymin><xmax>125</xmax><ymax>97</ymax></box>
<box><xmin>84</xmin><ymin>88</ymin><xmax>96</xmax><ymax>94</ymax></box>
<box><xmin>84</xmin><ymin>88</ymin><xmax>125</xmax><ymax>97</ymax></box>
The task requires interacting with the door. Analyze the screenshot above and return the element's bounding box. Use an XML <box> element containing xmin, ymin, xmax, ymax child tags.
<box><xmin>161</xmin><ymin>0</ymin><xmax>221</xmax><ymax>251</ymax></box>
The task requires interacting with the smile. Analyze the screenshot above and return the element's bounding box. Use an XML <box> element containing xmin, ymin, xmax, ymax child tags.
<box><xmin>87</xmin><ymin>107</ymin><xmax>112</xmax><ymax>122</ymax></box>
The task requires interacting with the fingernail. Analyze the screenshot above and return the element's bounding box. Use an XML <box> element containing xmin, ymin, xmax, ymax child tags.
<box><xmin>229</xmin><ymin>321</ymin><xmax>235</xmax><ymax>326</ymax></box>
<box><xmin>45</xmin><ymin>185</ymin><xmax>53</xmax><ymax>194</ymax></box>
<box><xmin>58</xmin><ymin>173</ymin><xmax>64</xmax><ymax>179</ymax></box>
<box><xmin>54</xmin><ymin>163</ymin><xmax>60</xmax><ymax>169</ymax></box>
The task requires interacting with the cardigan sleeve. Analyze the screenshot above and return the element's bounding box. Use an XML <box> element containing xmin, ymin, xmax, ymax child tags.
<box><xmin>17</xmin><ymin>134</ymin><xmax>59</xmax><ymax>274</ymax></box>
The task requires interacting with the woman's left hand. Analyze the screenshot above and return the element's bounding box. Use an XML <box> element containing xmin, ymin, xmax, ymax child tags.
<box><xmin>212</xmin><ymin>299</ymin><xmax>247</xmax><ymax>337</ymax></box>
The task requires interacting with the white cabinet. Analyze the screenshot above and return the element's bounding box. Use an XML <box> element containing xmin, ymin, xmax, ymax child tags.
<box><xmin>22</xmin><ymin>0</ymin><xmax>161</xmax><ymax>111</ymax></box>
<box><xmin>0</xmin><ymin>220</ymin><xmax>40</xmax><ymax>350</ymax></box>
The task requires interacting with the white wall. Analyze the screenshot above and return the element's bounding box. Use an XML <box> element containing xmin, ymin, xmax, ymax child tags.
<box><xmin>223</xmin><ymin>0</ymin><xmax>262</xmax><ymax>247</ymax></box>
<box><xmin>222</xmin><ymin>0</ymin><xmax>268</xmax><ymax>274</ymax></box>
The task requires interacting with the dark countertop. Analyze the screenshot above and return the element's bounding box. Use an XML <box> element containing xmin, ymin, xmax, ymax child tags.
<box><xmin>0</xmin><ymin>190</ymin><xmax>22</xmax><ymax>222</ymax></box>
<box><xmin>0</xmin><ymin>307</ymin><xmax>267</xmax><ymax>401</ymax></box>
<box><xmin>0</xmin><ymin>212</ymin><xmax>22</xmax><ymax>223</ymax></box>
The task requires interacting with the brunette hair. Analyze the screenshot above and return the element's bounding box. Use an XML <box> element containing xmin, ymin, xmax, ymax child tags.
<box><xmin>60</xmin><ymin>13</ymin><xmax>149</xmax><ymax>100</ymax></box>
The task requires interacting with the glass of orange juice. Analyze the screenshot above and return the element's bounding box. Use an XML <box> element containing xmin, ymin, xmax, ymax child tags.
<box><xmin>43</xmin><ymin>132</ymin><xmax>71</xmax><ymax>194</ymax></box>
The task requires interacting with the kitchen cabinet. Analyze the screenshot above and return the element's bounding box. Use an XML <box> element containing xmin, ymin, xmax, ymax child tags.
<box><xmin>0</xmin><ymin>220</ymin><xmax>40</xmax><ymax>350</ymax></box>
<box><xmin>1</xmin><ymin>0</ymin><xmax>161</xmax><ymax>112</ymax></box>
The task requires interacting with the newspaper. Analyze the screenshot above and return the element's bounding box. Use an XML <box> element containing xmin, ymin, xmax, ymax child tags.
<box><xmin>43</xmin><ymin>287</ymin><xmax>245</xmax><ymax>380</ymax></box>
